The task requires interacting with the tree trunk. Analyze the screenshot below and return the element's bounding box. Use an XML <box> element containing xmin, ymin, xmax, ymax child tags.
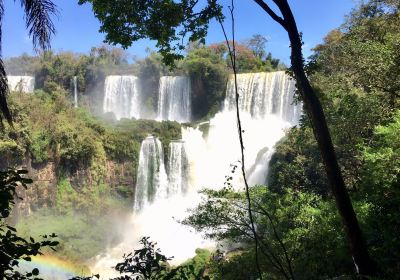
<box><xmin>254</xmin><ymin>0</ymin><xmax>377</xmax><ymax>276</ymax></box>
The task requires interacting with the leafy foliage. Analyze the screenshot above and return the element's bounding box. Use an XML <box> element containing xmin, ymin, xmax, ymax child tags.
<box><xmin>360</xmin><ymin>111</ymin><xmax>400</xmax><ymax>276</ymax></box>
<box><xmin>78</xmin><ymin>0</ymin><xmax>223</xmax><ymax>66</ymax></box>
<box><xmin>184</xmin><ymin>186</ymin><xmax>352</xmax><ymax>279</ymax></box>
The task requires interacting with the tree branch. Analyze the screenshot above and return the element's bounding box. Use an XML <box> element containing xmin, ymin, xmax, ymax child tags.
<box><xmin>217</xmin><ymin>2</ymin><xmax>263</xmax><ymax>278</ymax></box>
<box><xmin>253</xmin><ymin>0</ymin><xmax>287</xmax><ymax>30</ymax></box>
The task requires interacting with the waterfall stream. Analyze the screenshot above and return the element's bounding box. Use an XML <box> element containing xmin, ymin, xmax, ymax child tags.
<box><xmin>157</xmin><ymin>76</ymin><xmax>191</xmax><ymax>123</ymax></box>
<box><xmin>167</xmin><ymin>141</ymin><xmax>189</xmax><ymax>196</ymax></box>
<box><xmin>224</xmin><ymin>71</ymin><xmax>301</xmax><ymax>123</ymax></box>
<box><xmin>134</xmin><ymin>136</ymin><xmax>168</xmax><ymax>212</ymax></box>
<box><xmin>103</xmin><ymin>75</ymin><xmax>141</xmax><ymax>120</ymax></box>
<box><xmin>7</xmin><ymin>76</ymin><xmax>35</xmax><ymax>93</ymax></box>
<box><xmin>73</xmin><ymin>76</ymin><xmax>78</xmax><ymax>108</ymax></box>
<box><xmin>103</xmin><ymin>75</ymin><xmax>192</xmax><ymax>122</ymax></box>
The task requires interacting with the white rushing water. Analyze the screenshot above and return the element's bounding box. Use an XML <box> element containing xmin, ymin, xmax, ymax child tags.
<box><xmin>167</xmin><ymin>141</ymin><xmax>189</xmax><ymax>196</ymax></box>
<box><xmin>157</xmin><ymin>76</ymin><xmax>191</xmax><ymax>123</ymax></box>
<box><xmin>91</xmin><ymin>71</ymin><xmax>301</xmax><ymax>278</ymax></box>
<box><xmin>134</xmin><ymin>136</ymin><xmax>168</xmax><ymax>212</ymax></box>
<box><xmin>73</xmin><ymin>76</ymin><xmax>78</xmax><ymax>108</ymax></box>
<box><xmin>103</xmin><ymin>75</ymin><xmax>141</xmax><ymax>120</ymax></box>
<box><xmin>224</xmin><ymin>71</ymin><xmax>301</xmax><ymax>123</ymax></box>
<box><xmin>7</xmin><ymin>76</ymin><xmax>35</xmax><ymax>93</ymax></box>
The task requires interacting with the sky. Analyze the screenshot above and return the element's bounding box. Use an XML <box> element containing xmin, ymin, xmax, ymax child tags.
<box><xmin>2</xmin><ymin>0</ymin><xmax>358</xmax><ymax>64</ymax></box>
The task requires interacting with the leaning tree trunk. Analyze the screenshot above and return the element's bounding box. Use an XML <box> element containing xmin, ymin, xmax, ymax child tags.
<box><xmin>254</xmin><ymin>0</ymin><xmax>377</xmax><ymax>276</ymax></box>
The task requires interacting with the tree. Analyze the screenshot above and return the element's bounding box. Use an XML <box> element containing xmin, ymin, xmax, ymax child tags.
<box><xmin>78</xmin><ymin>0</ymin><xmax>223</xmax><ymax>66</ymax></box>
<box><xmin>247</xmin><ymin>34</ymin><xmax>268</xmax><ymax>59</ymax></box>
<box><xmin>0</xmin><ymin>0</ymin><xmax>57</xmax><ymax>124</ymax></box>
<box><xmin>80</xmin><ymin>0</ymin><xmax>376</xmax><ymax>276</ymax></box>
<box><xmin>252</xmin><ymin>0</ymin><xmax>376</xmax><ymax>276</ymax></box>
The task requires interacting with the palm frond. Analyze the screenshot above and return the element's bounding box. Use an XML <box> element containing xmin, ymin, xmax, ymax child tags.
<box><xmin>0</xmin><ymin>0</ymin><xmax>12</xmax><ymax>124</ymax></box>
<box><xmin>20</xmin><ymin>0</ymin><xmax>58</xmax><ymax>51</ymax></box>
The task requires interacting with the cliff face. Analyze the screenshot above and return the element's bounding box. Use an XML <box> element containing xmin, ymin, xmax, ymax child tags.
<box><xmin>15</xmin><ymin>160</ymin><xmax>57</xmax><ymax>216</ymax></box>
<box><xmin>15</xmin><ymin>157</ymin><xmax>135</xmax><ymax>215</ymax></box>
<box><xmin>104</xmin><ymin>160</ymin><xmax>136</xmax><ymax>188</ymax></box>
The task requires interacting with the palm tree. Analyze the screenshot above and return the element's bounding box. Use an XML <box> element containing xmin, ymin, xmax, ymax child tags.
<box><xmin>0</xmin><ymin>0</ymin><xmax>57</xmax><ymax>124</ymax></box>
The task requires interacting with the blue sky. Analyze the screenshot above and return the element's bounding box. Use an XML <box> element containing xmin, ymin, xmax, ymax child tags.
<box><xmin>2</xmin><ymin>0</ymin><xmax>357</xmax><ymax>64</ymax></box>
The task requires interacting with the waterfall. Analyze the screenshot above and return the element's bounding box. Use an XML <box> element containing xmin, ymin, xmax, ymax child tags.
<box><xmin>224</xmin><ymin>71</ymin><xmax>301</xmax><ymax>124</ymax></box>
<box><xmin>222</xmin><ymin>71</ymin><xmax>300</xmax><ymax>186</ymax></box>
<box><xmin>103</xmin><ymin>75</ymin><xmax>141</xmax><ymax>120</ymax></box>
<box><xmin>157</xmin><ymin>76</ymin><xmax>191</xmax><ymax>123</ymax></box>
<box><xmin>92</xmin><ymin>72</ymin><xmax>301</xmax><ymax>274</ymax></box>
<box><xmin>73</xmin><ymin>76</ymin><xmax>78</xmax><ymax>108</ymax></box>
<box><xmin>134</xmin><ymin>138</ymin><xmax>189</xmax><ymax>212</ymax></box>
<box><xmin>7</xmin><ymin>76</ymin><xmax>35</xmax><ymax>93</ymax></box>
<box><xmin>247</xmin><ymin>147</ymin><xmax>274</xmax><ymax>186</ymax></box>
<box><xmin>134</xmin><ymin>136</ymin><xmax>168</xmax><ymax>212</ymax></box>
<box><xmin>167</xmin><ymin>141</ymin><xmax>189</xmax><ymax>196</ymax></box>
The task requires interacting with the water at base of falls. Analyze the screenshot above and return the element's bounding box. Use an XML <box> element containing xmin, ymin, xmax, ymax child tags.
<box><xmin>90</xmin><ymin>71</ymin><xmax>301</xmax><ymax>278</ymax></box>
<box><xmin>90</xmin><ymin>191</ymin><xmax>212</xmax><ymax>278</ymax></box>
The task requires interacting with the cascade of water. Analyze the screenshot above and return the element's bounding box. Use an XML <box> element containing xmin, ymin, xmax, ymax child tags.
<box><xmin>103</xmin><ymin>75</ymin><xmax>141</xmax><ymax>120</ymax></box>
<box><xmin>215</xmin><ymin>72</ymin><xmax>301</xmax><ymax>187</ymax></box>
<box><xmin>224</xmin><ymin>71</ymin><xmax>300</xmax><ymax>123</ymax></box>
<box><xmin>182</xmin><ymin>112</ymin><xmax>289</xmax><ymax>190</ymax></box>
<box><xmin>7</xmin><ymin>76</ymin><xmax>35</xmax><ymax>93</ymax></box>
<box><xmin>91</xmin><ymin>72</ymin><xmax>301</xmax><ymax>276</ymax></box>
<box><xmin>157</xmin><ymin>76</ymin><xmax>191</xmax><ymax>123</ymax></box>
<box><xmin>73</xmin><ymin>76</ymin><xmax>78</xmax><ymax>108</ymax></box>
<box><xmin>247</xmin><ymin>147</ymin><xmax>274</xmax><ymax>186</ymax></box>
<box><xmin>134</xmin><ymin>136</ymin><xmax>168</xmax><ymax>212</ymax></box>
<box><xmin>167</xmin><ymin>141</ymin><xmax>189</xmax><ymax>196</ymax></box>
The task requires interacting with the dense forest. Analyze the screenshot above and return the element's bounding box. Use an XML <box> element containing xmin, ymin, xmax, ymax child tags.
<box><xmin>0</xmin><ymin>0</ymin><xmax>399</xmax><ymax>279</ymax></box>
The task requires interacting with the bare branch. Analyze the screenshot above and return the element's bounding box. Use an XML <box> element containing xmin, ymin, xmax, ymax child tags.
<box><xmin>218</xmin><ymin>1</ymin><xmax>263</xmax><ymax>278</ymax></box>
<box><xmin>253</xmin><ymin>0</ymin><xmax>287</xmax><ymax>30</ymax></box>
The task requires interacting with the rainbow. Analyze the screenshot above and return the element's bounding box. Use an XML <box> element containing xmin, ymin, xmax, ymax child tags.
<box><xmin>19</xmin><ymin>255</ymin><xmax>91</xmax><ymax>280</ymax></box>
